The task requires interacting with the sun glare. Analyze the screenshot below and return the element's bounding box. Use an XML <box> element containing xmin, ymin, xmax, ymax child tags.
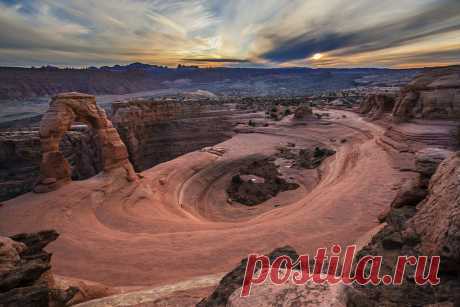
<box><xmin>312</xmin><ymin>53</ymin><xmax>323</xmax><ymax>60</ymax></box>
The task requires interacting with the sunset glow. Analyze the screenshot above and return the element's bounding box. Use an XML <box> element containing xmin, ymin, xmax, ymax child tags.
<box><xmin>0</xmin><ymin>0</ymin><xmax>459</xmax><ymax>68</ymax></box>
<box><xmin>311</xmin><ymin>53</ymin><xmax>323</xmax><ymax>61</ymax></box>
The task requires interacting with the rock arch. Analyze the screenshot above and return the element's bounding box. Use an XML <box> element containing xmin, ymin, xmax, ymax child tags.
<box><xmin>34</xmin><ymin>92</ymin><xmax>136</xmax><ymax>193</ymax></box>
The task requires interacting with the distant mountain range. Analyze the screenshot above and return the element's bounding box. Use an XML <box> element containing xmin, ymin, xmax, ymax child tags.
<box><xmin>0</xmin><ymin>63</ymin><xmax>423</xmax><ymax>100</ymax></box>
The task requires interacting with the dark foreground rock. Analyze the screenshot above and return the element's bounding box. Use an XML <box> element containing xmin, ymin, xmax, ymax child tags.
<box><xmin>197</xmin><ymin>246</ymin><xmax>300</xmax><ymax>307</ymax></box>
<box><xmin>0</xmin><ymin>230</ymin><xmax>77</xmax><ymax>307</ymax></box>
<box><xmin>0</xmin><ymin>230</ymin><xmax>117</xmax><ymax>306</ymax></box>
<box><xmin>347</xmin><ymin>152</ymin><xmax>460</xmax><ymax>306</ymax></box>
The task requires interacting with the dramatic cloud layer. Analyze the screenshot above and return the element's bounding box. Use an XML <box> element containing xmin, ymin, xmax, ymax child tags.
<box><xmin>0</xmin><ymin>0</ymin><xmax>459</xmax><ymax>68</ymax></box>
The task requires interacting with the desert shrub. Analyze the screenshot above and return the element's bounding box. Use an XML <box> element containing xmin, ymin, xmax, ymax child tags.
<box><xmin>457</xmin><ymin>126</ymin><xmax>460</xmax><ymax>146</ymax></box>
<box><xmin>231</xmin><ymin>175</ymin><xmax>242</xmax><ymax>184</ymax></box>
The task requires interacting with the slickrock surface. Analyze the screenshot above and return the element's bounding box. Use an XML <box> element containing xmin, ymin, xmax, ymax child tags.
<box><xmin>34</xmin><ymin>92</ymin><xmax>136</xmax><ymax>193</ymax></box>
<box><xmin>0</xmin><ymin>109</ymin><xmax>411</xmax><ymax>294</ymax></box>
<box><xmin>393</xmin><ymin>66</ymin><xmax>460</xmax><ymax>121</ymax></box>
<box><xmin>1</xmin><ymin>66</ymin><xmax>459</xmax><ymax>305</ymax></box>
<box><xmin>227</xmin><ymin>276</ymin><xmax>346</xmax><ymax>307</ymax></box>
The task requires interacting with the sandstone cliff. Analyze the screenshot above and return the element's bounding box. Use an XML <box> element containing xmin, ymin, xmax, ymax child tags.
<box><xmin>111</xmin><ymin>99</ymin><xmax>238</xmax><ymax>171</ymax></box>
<box><xmin>0</xmin><ymin>67</ymin><xmax>166</xmax><ymax>100</ymax></box>
<box><xmin>0</xmin><ymin>96</ymin><xmax>247</xmax><ymax>200</ymax></box>
<box><xmin>393</xmin><ymin>66</ymin><xmax>460</xmax><ymax>121</ymax></box>
<box><xmin>0</xmin><ymin>127</ymin><xmax>102</xmax><ymax>201</ymax></box>
<box><xmin>359</xmin><ymin>93</ymin><xmax>396</xmax><ymax>119</ymax></box>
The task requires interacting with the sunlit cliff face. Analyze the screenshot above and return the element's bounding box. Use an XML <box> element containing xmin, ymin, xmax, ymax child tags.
<box><xmin>0</xmin><ymin>0</ymin><xmax>459</xmax><ymax>68</ymax></box>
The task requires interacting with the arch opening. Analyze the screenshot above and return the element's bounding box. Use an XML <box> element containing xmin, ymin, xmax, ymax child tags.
<box><xmin>34</xmin><ymin>92</ymin><xmax>136</xmax><ymax>193</ymax></box>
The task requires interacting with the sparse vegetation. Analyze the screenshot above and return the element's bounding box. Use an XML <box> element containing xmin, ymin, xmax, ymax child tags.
<box><xmin>457</xmin><ymin>126</ymin><xmax>460</xmax><ymax>146</ymax></box>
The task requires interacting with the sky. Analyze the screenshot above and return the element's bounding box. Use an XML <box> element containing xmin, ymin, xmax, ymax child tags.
<box><xmin>0</xmin><ymin>0</ymin><xmax>459</xmax><ymax>68</ymax></box>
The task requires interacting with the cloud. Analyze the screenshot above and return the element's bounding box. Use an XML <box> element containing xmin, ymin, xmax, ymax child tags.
<box><xmin>257</xmin><ymin>0</ymin><xmax>460</xmax><ymax>64</ymax></box>
<box><xmin>0</xmin><ymin>0</ymin><xmax>459</xmax><ymax>67</ymax></box>
<box><xmin>181</xmin><ymin>58</ymin><xmax>249</xmax><ymax>63</ymax></box>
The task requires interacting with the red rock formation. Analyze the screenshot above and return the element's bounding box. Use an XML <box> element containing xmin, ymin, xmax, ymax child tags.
<box><xmin>0</xmin><ymin>127</ymin><xmax>103</xmax><ymax>201</ymax></box>
<box><xmin>34</xmin><ymin>92</ymin><xmax>136</xmax><ymax>193</ymax></box>
<box><xmin>111</xmin><ymin>99</ymin><xmax>237</xmax><ymax>171</ymax></box>
<box><xmin>359</xmin><ymin>93</ymin><xmax>396</xmax><ymax>119</ymax></box>
<box><xmin>0</xmin><ymin>230</ymin><xmax>76</xmax><ymax>307</ymax></box>
<box><xmin>393</xmin><ymin>66</ymin><xmax>460</xmax><ymax>121</ymax></box>
<box><xmin>293</xmin><ymin>104</ymin><xmax>313</xmax><ymax>119</ymax></box>
<box><xmin>0</xmin><ymin>230</ymin><xmax>117</xmax><ymax>306</ymax></box>
<box><xmin>348</xmin><ymin>151</ymin><xmax>460</xmax><ymax>306</ymax></box>
<box><xmin>406</xmin><ymin>152</ymin><xmax>460</xmax><ymax>273</ymax></box>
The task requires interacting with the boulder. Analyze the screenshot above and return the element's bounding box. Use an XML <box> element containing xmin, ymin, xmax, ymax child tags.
<box><xmin>0</xmin><ymin>237</ymin><xmax>26</xmax><ymax>274</ymax></box>
<box><xmin>0</xmin><ymin>230</ymin><xmax>114</xmax><ymax>306</ymax></box>
<box><xmin>415</xmin><ymin>148</ymin><xmax>452</xmax><ymax>180</ymax></box>
<box><xmin>0</xmin><ymin>230</ymin><xmax>77</xmax><ymax>307</ymax></box>
<box><xmin>0</xmin><ymin>286</ymin><xmax>50</xmax><ymax>307</ymax></box>
<box><xmin>391</xmin><ymin>177</ymin><xmax>427</xmax><ymax>208</ymax></box>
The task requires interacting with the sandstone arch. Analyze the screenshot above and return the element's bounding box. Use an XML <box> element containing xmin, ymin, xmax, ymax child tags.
<box><xmin>34</xmin><ymin>92</ymin><xmax>136</xmax><ymax>193</ymax></box>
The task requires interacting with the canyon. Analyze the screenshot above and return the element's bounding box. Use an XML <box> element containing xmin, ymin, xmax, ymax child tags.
<box><xmin>0</xmin><ymin>65</ymin><xmax>459</xmax><ymax>306</ymax></box>
<box><xmin>0</xmin><ymin>65</ymin><xmax>418</xmax><ymax>100</ymax></box>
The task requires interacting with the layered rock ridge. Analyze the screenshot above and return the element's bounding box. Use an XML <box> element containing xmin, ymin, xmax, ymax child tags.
<box><xmin>111</xmin><ymin>99</ymin><xmax>240</xmax><ymax>171</ymax></box>
<box><xmin>393</xmin><ymin>66</ymin><xmax>460</xmax><ymax>121</ymax></box>
<box><xmin>0</xmin><ymin>127</ymin><xmax>102</xmax><ymax>201</ymax></box>
<box><xmin>359</xmin><ymin>92</ymin><xmax>397</xmax><ymax>120</ymax></box>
